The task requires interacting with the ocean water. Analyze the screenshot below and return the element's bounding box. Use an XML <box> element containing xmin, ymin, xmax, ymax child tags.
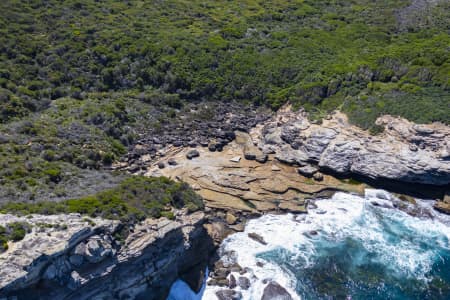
<box><xmin>167</xmin><ymin>269</ymin><xmax>208</xmax><ymax>300</ymax></box>
<box><xmin>171</xmin><ymin>190</ymin><xmax>450</xmax><ymax>300</ymax></box>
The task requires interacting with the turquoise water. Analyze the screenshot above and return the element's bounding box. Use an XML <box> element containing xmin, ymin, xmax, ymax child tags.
<box><xmin>259</xmin><ymin>208</ymin><xmax>450</xmax><ymax>299</ymax></box>
<box><xmin>202</xmin><ymin>190</ymin><xmax>450</xmax><ymax>300</ymax></box>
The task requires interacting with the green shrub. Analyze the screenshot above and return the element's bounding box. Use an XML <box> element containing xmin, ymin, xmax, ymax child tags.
<box><xmin>0</xmin><ymin>236</ymin><xmax>8</xmax><ymax>252</ymax></box>
<box><xmin>369</xmin><ymin>124</ymin><xmax>385</xmax><ymax>135</ymax></box>
<box><xmin>8</xmin><ymin>222</ymin><xmax>30</xmax><ymax>241</ymax></box>
<box><xmin>0</xmin><ymin>222</ymin><xmax>31</xmax><ymax>248</ymax></box>
<box><xmin>102</xmin><ymin>153</ymin><xmax>115</xmax><ymax>165</ymax></box>
<box><xmin>0</xmin><ymin>176</ymin><xmax>203</xmax><ymax>223</ymax></box>
<box><xmin>160</xmin><ymin>211</ymin><xmax>175</xmax><ymax>220</ymax></box>
<box><xmin>43</xmin><ymin>167</ymin><xmax>62</xmax><ymax>183</ymax></box>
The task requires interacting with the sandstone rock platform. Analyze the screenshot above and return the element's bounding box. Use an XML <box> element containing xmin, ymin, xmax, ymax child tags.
<box><xmin>145</xmin><ymin>130</ymin><xmax>364</xmax><ymax>214</ymax></box>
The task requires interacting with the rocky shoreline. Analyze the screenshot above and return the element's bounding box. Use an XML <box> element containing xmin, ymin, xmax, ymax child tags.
<box><xmin>0</xmin><ymin>211</ymin><xmax>215</xmax><ymax>300</ymax></box>
<box><xmin>0</xmin><ymin>107</ymin><xmax>449</xmax><ymax>299</ymax></box>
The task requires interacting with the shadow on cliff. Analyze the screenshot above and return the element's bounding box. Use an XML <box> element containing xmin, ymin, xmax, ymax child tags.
<box><xmin>321</xmin><ymin>166</ymin><xmax>448</xmax><ymax>200</ymax></box>
<box><xmin>0</xmin><ymin>219</ymin><xmax>216</xmax><ymax>300</ymax></box>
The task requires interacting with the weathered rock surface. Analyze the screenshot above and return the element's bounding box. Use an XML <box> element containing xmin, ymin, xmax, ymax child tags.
<box><xmin>260</xmin><ymin>106</ymin><xmax>450</xmax><ymax>186</ymax></box>
<box><xmin>261</xmin><ymin>281</ymin><xmax>293</xmax><ymax>300</ymax></box>
<box><xmin>0</xmin><ymin>211</ymin><xmax>214</xmax><ymax>300</ymax></box>
<box><xmin>115</xmin><ymin>102</ymin><xmax>271</xmax><ymax>175</ymax></box>
<box><xmin>146</xmin><ymin>131</ymin><xmax>364</xmax><ymax>214</ymax></box>
<box><xmin>0</xmin><ymin>214</ymin><xmax>119</xmax><ymax>292</ymax></box>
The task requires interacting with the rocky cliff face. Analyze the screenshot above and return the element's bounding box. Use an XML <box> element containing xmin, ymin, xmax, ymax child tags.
<box><xmin>259</xmin><ymin>107</ymin><xmax>450</xmax><ymax>187</ymax></box>
<box><xmin>0</xmin><ymin>211</ymin><xmax>214</xmax><ymax>300</ymax></box>
<box><xmin>1</xmin><ymin>107</ymin><xmax>448</xmax><ymax>300</ymax></box>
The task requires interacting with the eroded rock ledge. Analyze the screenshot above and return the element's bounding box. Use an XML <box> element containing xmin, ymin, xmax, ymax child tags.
<box><xmin>146</xmin><ymin>131</ymin><xmax>364</xmax><ymax>214</ymax></box>
<box><xmin>0</xmin><ymin>211</ymin><xmax>214</xmax><ymax>300</ymax></box>
<box><xmin>260</xmin><ymin>107</ymin><xmax>449</xmax><ymax>186</ymax></box>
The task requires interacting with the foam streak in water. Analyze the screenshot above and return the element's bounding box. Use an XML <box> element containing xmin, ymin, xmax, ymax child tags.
<box><xmin>204</xmin><ymin>190</ymin><xmax>450</xmax><ymax>300</ymax></box>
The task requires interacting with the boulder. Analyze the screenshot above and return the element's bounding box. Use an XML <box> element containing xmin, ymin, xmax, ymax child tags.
<box><xmin>297</xmin><ymin>165</ymin><xmax>318</xmax><ymax>177</ymax></box>
<box><xmin>173</xmin><ymin>140</ymin><xmax>183</xmax><ymax>147</ymax></box>
<box><xmin>216</xmin><ymin>289</ymin><xmax>242</xmax><ymax>300</ymax></box>
<box><xmin>255</xmin><ymin>154</ymin><xmax>268</xmax><ymax>163</ymax></box>
<box><xmin>216</xmin><ymin>279</ymin><xmax>230</xmax><ymax>287</ymax></box>
<box><xmin>186</xmin><ymin>149</ymin><xmax>200</xmax><ymax>160</ymax></box>
<box><xmin>434</xmin><ymin>192</ymin><xmax>450</xmax><ymax>214</ymax></box>
<box><xmin>168</xmin><ymin>158</ymin><xmax>177</xmax><ymax>166</ymax></box>
<box><xmin>225</xmin><ymin>212</ymin><xmax>238</xmax><ymax>225</ymax></box>
<box><xmin>229</xmin><ymin>274</ymin><xmax>237</xmax><ymax>289</ymax></box>
<box><xmin>43</xmin><ymin>264</ymin><xmax>57</xmax><ymax>280</ymax></box>
<box><xmin>244</xmin><ymin>151</ymin><xmax>256</xmax><ymax>160</ymax></box>
<box><xmin>261</xmin><ymin>282</ymin><xmax>293</xmax><ymax>300</ymax></box>
<box><xmin>214</xmin><ymin>268</ymin><xmax>230</xmax><ymax>280</ymax></box>
<box><xmin>230</xmin><ymin>156</ymin><xmax>241</xmax><ymax>163</ymax></box>
<box><xmin>271</xmin><ymin>165</ymin><xmax>281</xmax><ymax>171</ymax></box>
<box><xmin>204</xmin><ymin>222</ymin><xmax>232</xmax><ymax>245</ymax></box>
<box><xmin>413</xmin><ymin>124</ymin><xmax>434</xmax><ymax>135</ymax></box>
<box><xmin>68</xmin><ymin>271</ymin><xmax>83</xmax><ymax>291</ymax></box>
<box><xmin>208</xmin><ymin>143</ymin><xmax>217</xmax><ymax>152</ymax></box>
<box><xmin>238</xmin><ymin>277</ymin><xmax>251</xmax><ymax>290</ymax></box>
<box><xmin>313</xmin><ymin>172</ymin><xmax>324</xmax><ymax>181</ymax></box>
<box><xmin>409</xmin><ymin>144</ymin><xmax>418</xmax><ymax>152</ymax></box>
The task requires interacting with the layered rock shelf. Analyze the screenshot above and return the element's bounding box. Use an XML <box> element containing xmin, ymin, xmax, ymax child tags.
<box><xmin>259</xmin><ymin>106</ymin><xmax>450</xmax><ymax>186</ymax></box>
<box><xmin>0</xmin><ymin>212</ymin><xmax>214</xmax><ymax>300</ymax></box>
<box><xmin>146</xmin><ymin>131</ymin><xmax>364</xmax><ymax>214</ymax></box>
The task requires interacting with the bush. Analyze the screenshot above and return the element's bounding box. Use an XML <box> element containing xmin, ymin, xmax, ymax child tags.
<box><xmin>369</xmin><ymin>124</ymin><xmax>385</xmax><ymax>135</ymax></box>
<box><xmin>8</xmin><ymin>222</ymin><xmax>28</xmax><ymax>241</ymax></box>
<box><xmin>43</xmin><ymin>167</ymin><xmax>62</xmax><ymax>183</ymax></box>
<box><xmin>102</xmin><ymin>153</ymin><xmax>115</xmax><ymax>165</ymax></box>
<box><xmin>0</xmin><ymin>176</ymin><xmax>204</xmax><ymax>223</ymax></box>
<box><xmin>0</xmin><ymin>222</ymin><xmax>31</xmax><ymax>252</ymax></box>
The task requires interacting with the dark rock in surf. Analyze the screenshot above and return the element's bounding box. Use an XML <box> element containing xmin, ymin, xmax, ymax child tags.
<box><xmin>216</xmin><ymin>289</ymin><xmax>242</xmax><ymax>300</ymax></box>
<box><xmin>248</xmin><ymin>232</ymin><xmax>267</xmax><ymax>245</ymax></box>
<box><xmin>238</xmin><ymin>276</ymin><xmax>251</xmax><ymax>290</ymax></box>
<box><xmin>261</xmin><ymin>281</ymin><xmax>293</xmax><ymax>300</ymax></box>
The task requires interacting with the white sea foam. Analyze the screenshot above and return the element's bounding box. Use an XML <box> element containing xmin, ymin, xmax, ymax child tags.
<box><xmin>202</xmin><ymin>189</ymin><xmax>450</xmax><ymax>299</ymax></box>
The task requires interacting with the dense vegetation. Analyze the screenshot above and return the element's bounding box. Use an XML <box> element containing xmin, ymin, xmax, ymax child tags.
<box><xmin>0</xmin><ymin>176</ymin><xmax>204</xmax><ymax>222</ymax></box>
<box><xmin>0</xmin><ymin>90</ymin><xmax>227</xmax><ymax>202</ymax></box>
<box><xmin>0</xmin><ymin>0</ymin><xmax>448</xmax><ymax>126</ymax></box>
<box><xmin>0</xmin><ymin>1</ymin><xmax>448</xmax><ymax>206</ymax></box>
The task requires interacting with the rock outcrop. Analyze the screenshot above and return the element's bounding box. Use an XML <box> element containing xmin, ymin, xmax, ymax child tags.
<box><xmin>146</xmin><ymin>132</ymin><xmax>364</xmax><ymax>214</ymax></box>
<box><xmin>259</xmin><ymin>107</ymin><xmax>450</xmax><ymax>186</ymax></box>
<box><xmin>0</xmin><ymin>211</ymin><xmax>214</xmax><ymax>300</ymax></box>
